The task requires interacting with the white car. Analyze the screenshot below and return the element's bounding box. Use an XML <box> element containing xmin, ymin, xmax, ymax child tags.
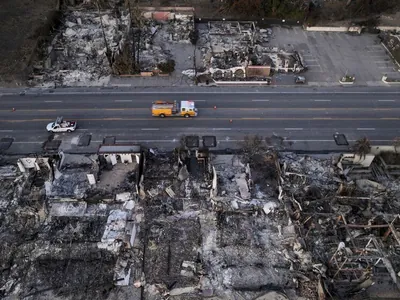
<box><xmin>46</xmin><ymin>116</ymin><xmax>77</xmax><ymax>133</ymax></box>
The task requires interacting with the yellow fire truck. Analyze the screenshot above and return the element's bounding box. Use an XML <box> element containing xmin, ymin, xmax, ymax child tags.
<box><xmin>151</xmin><ymin>100</ymin><xmax>198</xmax><ymax>118</ymax></box>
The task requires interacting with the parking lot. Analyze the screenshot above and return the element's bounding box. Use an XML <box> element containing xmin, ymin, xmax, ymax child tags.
<box><xmin>270</xmin><ymin>26</ymin><xmax>399</xmax><ymax>86</ymax></box>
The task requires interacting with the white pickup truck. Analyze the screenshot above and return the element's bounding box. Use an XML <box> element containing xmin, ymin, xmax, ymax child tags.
<box><xmin>46</xmin><ymin>117</ymin><xmax>77</xmax><ymax>133</ymax></box>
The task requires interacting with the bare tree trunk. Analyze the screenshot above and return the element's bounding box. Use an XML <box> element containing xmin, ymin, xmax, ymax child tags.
<box><xmin>97</xmin><ymin>0</ymin><xmax>113</xmax><ymax>69</ymax></box>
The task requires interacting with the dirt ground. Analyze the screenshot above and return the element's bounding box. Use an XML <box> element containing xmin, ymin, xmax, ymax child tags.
<box><xmin>0</xmin><ymin>0</ymin><xmax>58</xmax><ymax>86</ymax></box>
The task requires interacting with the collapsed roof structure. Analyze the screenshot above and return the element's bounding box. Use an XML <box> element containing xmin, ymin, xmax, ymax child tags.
<box><xmin>1</xmin><ymin>140</ymin><xmax>400</xmax><ymax>300</ymax></box>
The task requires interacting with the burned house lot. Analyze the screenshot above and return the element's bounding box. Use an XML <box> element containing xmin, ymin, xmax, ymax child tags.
<box><xmin>2</xmin><ymin>140</ymin><xmax>400</xmax><ymax>300</ymax></box>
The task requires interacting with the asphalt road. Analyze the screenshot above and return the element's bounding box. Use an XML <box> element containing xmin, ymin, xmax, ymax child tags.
<box><xmin>0</xmin><ymin>89</ymin><xmax>399</xmax><ymax>153</ymax></box>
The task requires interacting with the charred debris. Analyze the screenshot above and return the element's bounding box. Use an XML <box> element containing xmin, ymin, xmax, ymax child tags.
<box><xmin>1</xmin><ymin>139</ymin><xmax>400</xmax><ymax>299</ymax></box>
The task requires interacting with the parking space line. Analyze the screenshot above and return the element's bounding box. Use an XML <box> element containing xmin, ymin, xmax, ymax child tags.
<box><xmin>302</xmin><ymin>31</ymin><xmax>308</xmax><ymax>38</ymax></box>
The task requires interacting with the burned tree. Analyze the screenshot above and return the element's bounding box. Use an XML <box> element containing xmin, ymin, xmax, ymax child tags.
<box><xmin>353</xmin><ymin>137</ymin><xmax>371</xmax><ymax>159</ymax></box>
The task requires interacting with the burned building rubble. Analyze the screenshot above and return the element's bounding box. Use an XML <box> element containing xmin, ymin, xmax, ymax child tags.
<box><xmin>32</xmin><ymin>9</ymin><xmax>131</xmax><ymax>87</ymax></box>
<box><xmin>133</xmin><ymin>12</ymin><xmax>194</xmax><ymax>74</ymax></box>
<box><xmin>0</xmin><ymin>150</ymin><xmax>143</xmax><ymax>300</ymax></box>
<box><xmin>134</xmin><ymin>11</ymin><xmax>195</xmax><ymax>73</ymax></box>
<box><xmin>1</xmin><ymin>144</ymin><xmax>400</xmax><ymax>299</ymax></box>
<box><xmin>31</xmin><ymin>6</ymin><xmax>196</xmax><ymax>86</ymax></box>
<box><xmin>192</xmin><ymin>22</ymin><xmax>306</xmax><ymax>82</ymax></box>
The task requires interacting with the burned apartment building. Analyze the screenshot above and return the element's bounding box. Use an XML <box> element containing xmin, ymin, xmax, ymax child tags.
<box><xmin>2</xmin><ymin>140</ymin><xmax>400</xmax><ymax>299</ymax></box>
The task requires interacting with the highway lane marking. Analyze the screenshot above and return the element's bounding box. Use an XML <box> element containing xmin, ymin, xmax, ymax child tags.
<box><xmin>252</xmin><ymin>99</ymin><xmax>270</xmax><ymax>102</ymax></box>
<box><xmin>114</xmin><ymin>100</ymin><xmax>133</xmax><ymax>102</ymax></box>
<box><xmin>357</xmin><ymin>128</ymin><xmax>375</xmax><ymax>131</ymax></box>
<box><xmin>314</xmin><ymin>99</ymin><xmax>331</xmax><ymax>102</ymax></box>
<box><xmin>141</xmin><ymin>128</ymin><xmax>159</xmax><ymax>131</ymax></box>
<box><xmin>44</xmin><ymin>100</ymin><xmax>62</xmax><ymax>103</ymax></box>
<box><xmin>25</xmin><ymin>91</ymin><xmax>400</xmax><ymax>95</ymax></box>
<box><xmin>2</xmin><ymin>117</ymin><xmax>400</xmax><ymax>122</ymax></box>
<box><xmin>378</xmin><ymin>100</ymin><xmax>396</xmax><ymax>102</ymax></box>
<box><xmin>0</xmin><ymin>130</ymin><xmax>13</xmax><ymax>132</ymax></box>
<box><xmin>3</xmin><ymin>107</ymin><xmax>400</xmax><ymax>112</ymax></box>
<box><xmin>285</xmin><ymin>128</ymin><xmax>303</xmax><ymax>131</ymax></box>
<box><xmin>213</xmin><ymin>128</ymin><xmax>231</xmax><ymax>131</ymax></box>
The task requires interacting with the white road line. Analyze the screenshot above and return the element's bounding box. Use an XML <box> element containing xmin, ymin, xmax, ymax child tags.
<box><xmin>44</xmin><ymin>100</ymin><xmax>62</xmax><ymax>103</ymax></box>
<box><xmin>141</xmin><ymin>128</ymin><xmax>159</xmax><ymax>131</ymax></box>
<box><xmin>194</xmin><ymin>100</ymin><xmax>206</xmax><ymax>102</ymax></box>
<box><xmin>306</xmin><ymin>64</ymin><xmax>321</xmax><ymax>67</ymax></box>
<box><xmin>285</xmin><ymin>128</ymin><xmax>303</xmax><ymax>131</ymax></box>
<box><xmin>0</xmin><ymin>130</ymin><xmax>13</xmax><ymax>132</ymax></box>
<box><xmin>378</xmin><ymin>99</ymin><xmax>396</xmax><ymax>102</ymax></box>
<box><xmin>114</xmin><ymin>100</ymin><xmax>132</xmax><ymax>102</ymax></box>
<box><xmin>314</xmin><ymin>99</ymin><xmax>331</xmax><ymax>102</ymax></box>
<box><xmin>357</xmin><ymin>128</ymin><xmax>375</xmax><ymax>131</ymax></box>
<box><xmin>252</xmin><ymin>99</ymin><xmax>269</xmax><ymax>102</ymax></box>
<box><xmin>27</xmin><ymin>91</ymin><xmax>400</xmax><ymax>95</ymax></box>
<box><xmin>213</xmin><ymin>128</ymin><xmax>231</xmax><ymax>131</ymax></box>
